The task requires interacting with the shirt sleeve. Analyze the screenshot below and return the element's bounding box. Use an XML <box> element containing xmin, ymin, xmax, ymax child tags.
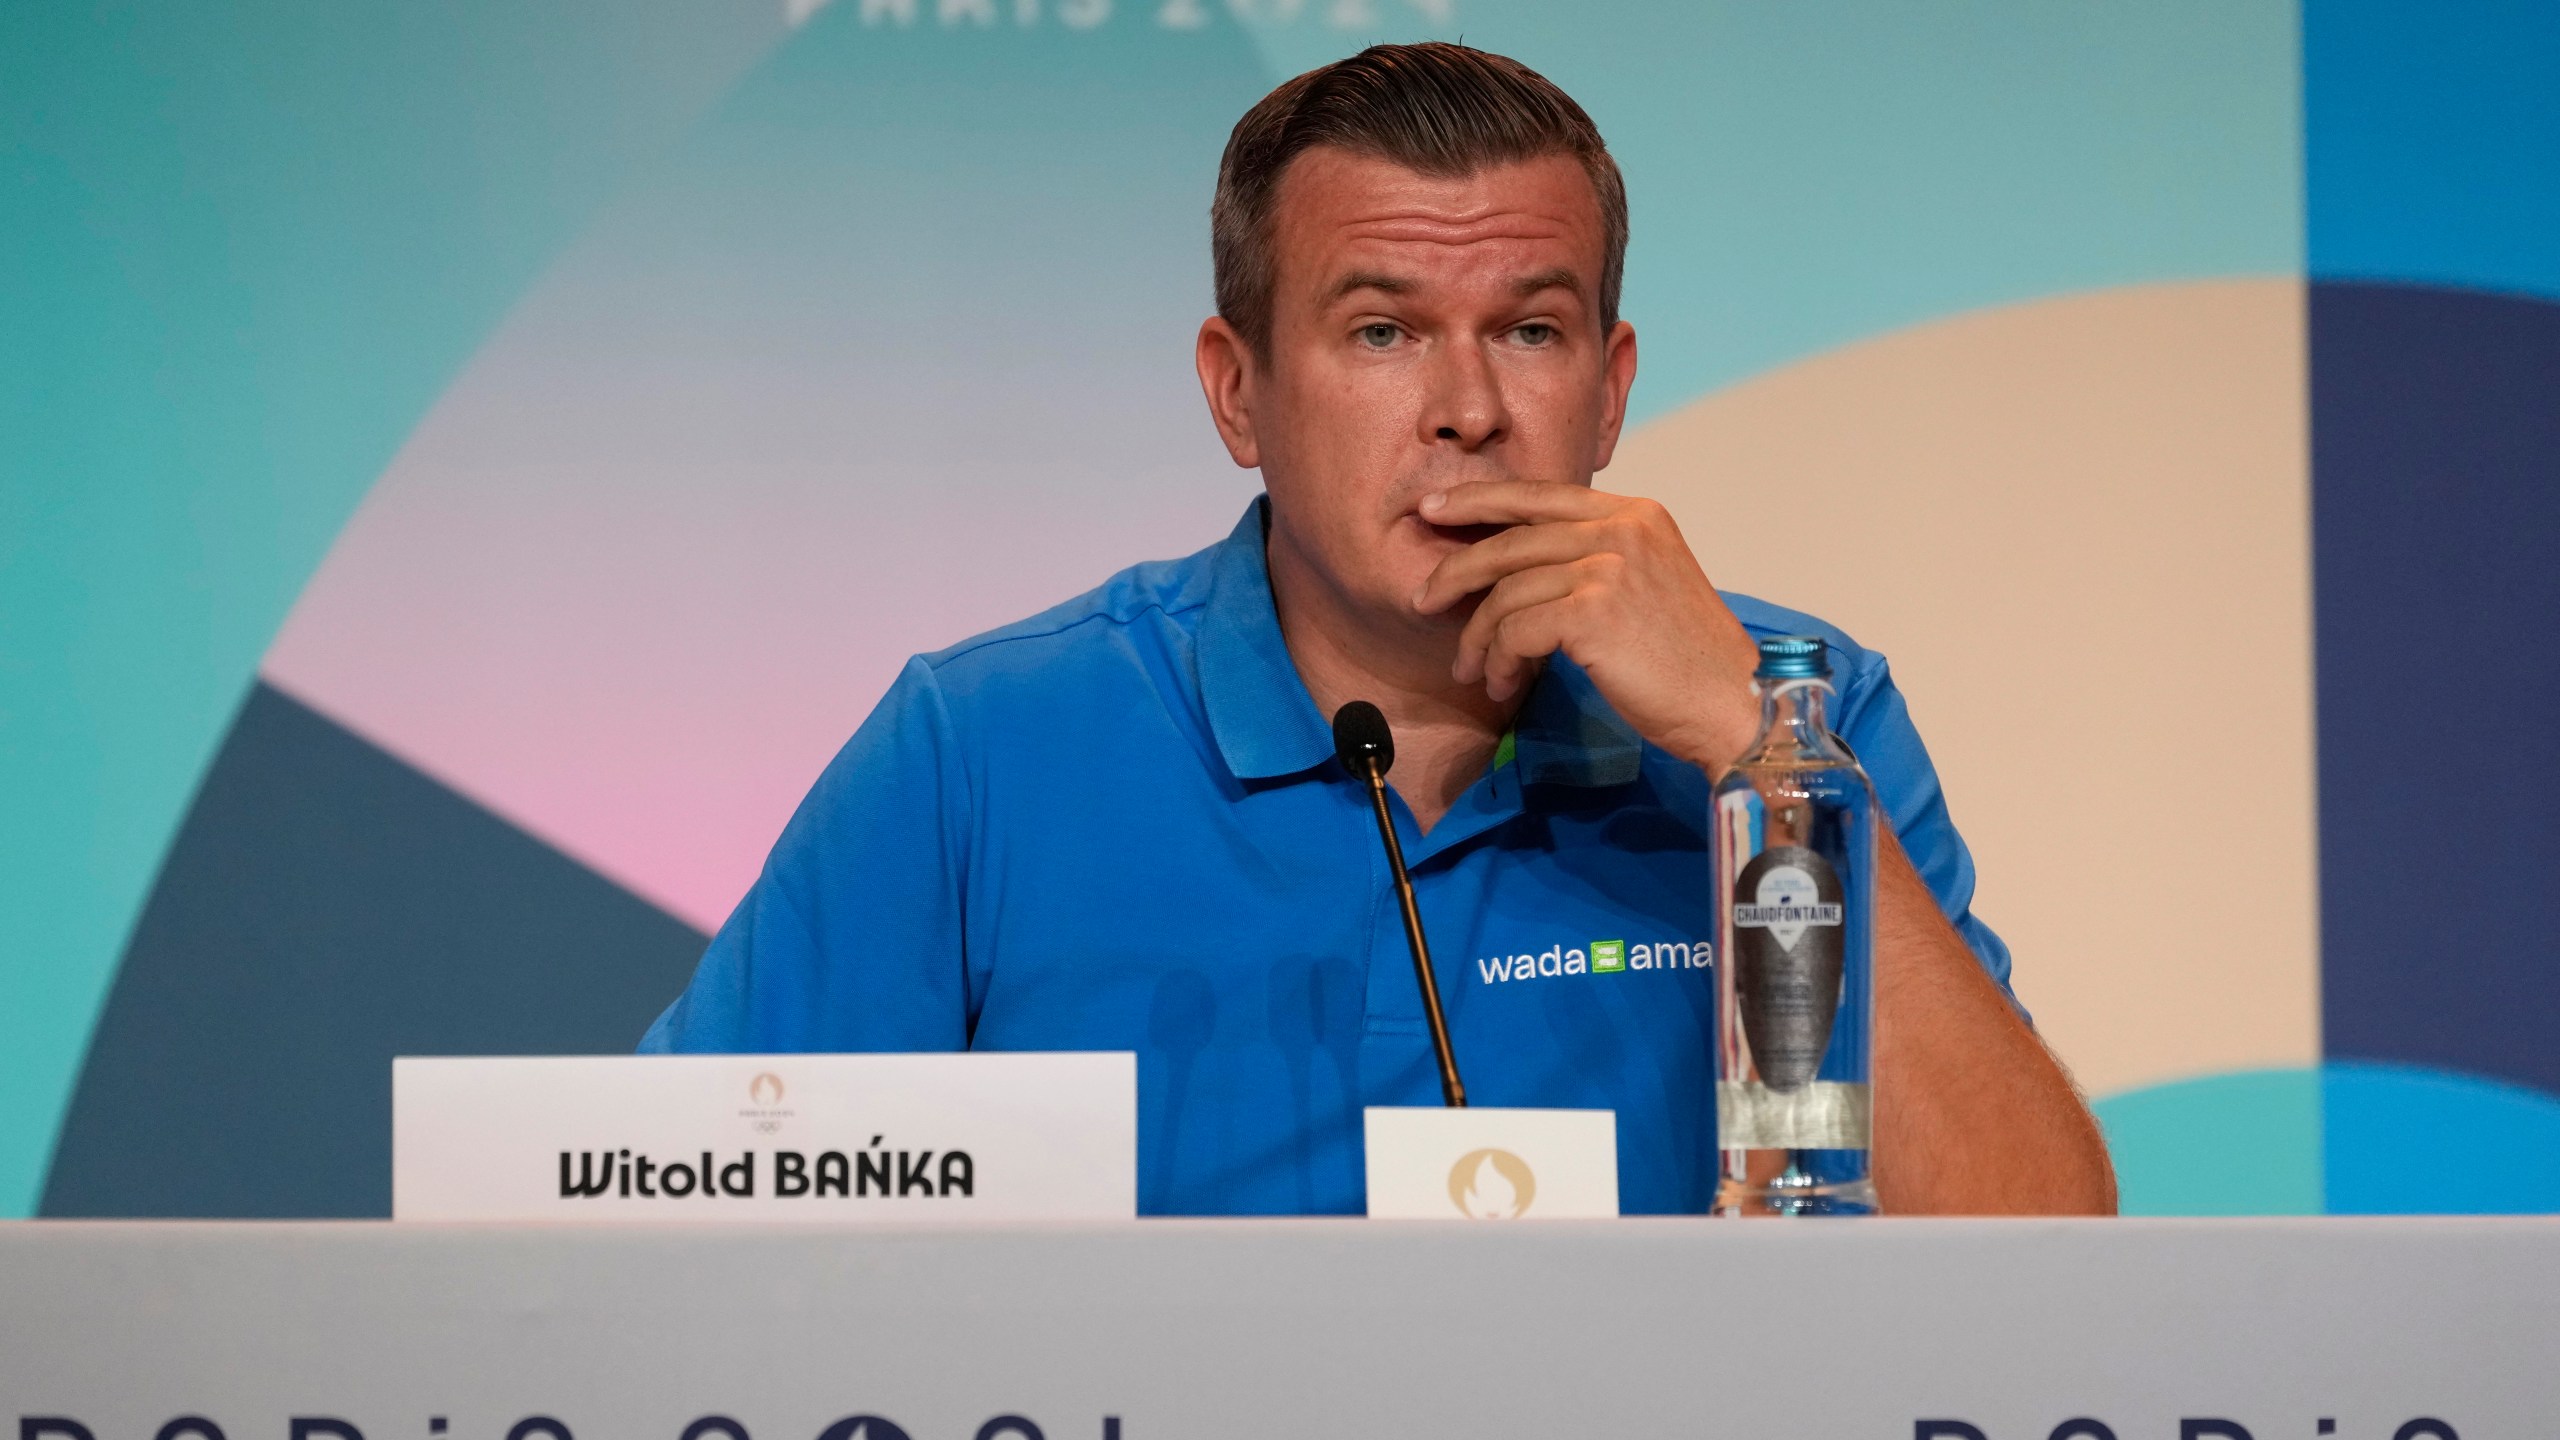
<box><xmin>1830</xmin><ymin>649</ymin><xmax>2020</xmax><ymax>1005</ymax></box>
<box><xmin>638</xmin><ymin>655</ymin><xmax>975</xmax><ymax>1053</ymax></box>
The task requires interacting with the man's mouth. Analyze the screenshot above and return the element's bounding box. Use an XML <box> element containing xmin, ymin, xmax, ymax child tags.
<box><xmin>1414</xmin><ymin>517</ymin><xmax>1510</xmax><ymax>546</ymax></box>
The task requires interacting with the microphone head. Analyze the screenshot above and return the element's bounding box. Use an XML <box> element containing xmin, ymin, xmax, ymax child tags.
<box><xmin>1331</xmin><ymin>700</ymin><xmax>1395</xmax><ymax>778</ymax></box>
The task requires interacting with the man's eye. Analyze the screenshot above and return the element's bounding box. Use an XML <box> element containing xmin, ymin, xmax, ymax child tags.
<box><xmin>1358</xmin><ymin>323</ymin><xmax>1401</xmax><ymax>348</ymax></box>
<box><xmin>1513</xmin><ymin>323</ymin><xmax>1558</xmax><ymax>346</ymax></box>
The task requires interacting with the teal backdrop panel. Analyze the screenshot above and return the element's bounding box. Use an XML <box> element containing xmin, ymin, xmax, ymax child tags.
<box><xmin>2095</xmin><ymin>1070</ymin><xmax>2325</xmax><ymax>1218</ymax></box>
<box><xmin>2322</xmin><ymin>1064</ymin><xmax>2560</xmax><ymax>1215</ymax></box>
<box><xmin>0</xmin><ymin>1</ymin><xmax>786</xmax><ymax>1218</ymax></box>
<box><xmin>1244</xmin><ymin>1</ymin><xmax>2304</xmax><ymax>422</ymax></box>
<box><xmin>2306</xmin><ymin>0</ymin><xmax>2560</xmax><ymax>301</ymax></box>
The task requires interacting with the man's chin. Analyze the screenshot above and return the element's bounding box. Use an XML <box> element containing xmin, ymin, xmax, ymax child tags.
<box><xmin>1370</xmin><ymin>583</ymin><xmax>1480</xmax><ymax>636</ymax></box>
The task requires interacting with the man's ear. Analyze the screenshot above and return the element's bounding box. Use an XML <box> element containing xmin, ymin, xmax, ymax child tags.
<box><xmin>1196</xmin><ymin>315</ymin><xmax>1262</xmax><ymax>470</ymax></box>
<box><xmin>1589</xmin><ymin>320</ymin><xmax>1639</xmax><ymax>472</ymax></box>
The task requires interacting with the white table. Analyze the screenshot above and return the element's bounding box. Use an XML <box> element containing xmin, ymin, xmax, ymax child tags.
<box><xmin>4</xmin><ymin>1218</ymin><xmax>2554</xmax><ymax>1439</ymax></box>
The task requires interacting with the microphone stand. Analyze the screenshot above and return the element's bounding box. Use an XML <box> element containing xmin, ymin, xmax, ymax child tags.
<box><xmin>1351</xmin><ymin>756</ymin><xmax>1468</xmax><ymax>1109</ymax></box>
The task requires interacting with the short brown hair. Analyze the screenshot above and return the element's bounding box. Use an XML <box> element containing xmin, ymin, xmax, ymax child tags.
<box><xmin>1211</xmin><ymin>42</ymin><xmax>1629</xmax><ymax>356</ymax></box>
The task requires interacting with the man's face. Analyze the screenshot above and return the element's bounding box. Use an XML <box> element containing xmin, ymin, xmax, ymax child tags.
<box><xmin>1227</xmin><ymin>147</ymin><xmax>1634</xmax><ymax>633</ymax></box>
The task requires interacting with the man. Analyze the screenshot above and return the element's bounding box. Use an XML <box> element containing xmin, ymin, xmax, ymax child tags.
<box><xmin>643</xmin><ymin>43</ymin><xmax>2115</xmax><ymax>1216</ymax></box>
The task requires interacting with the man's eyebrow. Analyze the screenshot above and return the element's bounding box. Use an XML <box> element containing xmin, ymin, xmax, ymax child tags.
<box><xmin>1326</xmin><ymin>270</ymin><xmax>1411</xmax><ymax>304</ymax></box>
<box><xmin>1514</xmin><ymin>268</ymin><xmax>1584</xmax><ymax>299</ymax></box>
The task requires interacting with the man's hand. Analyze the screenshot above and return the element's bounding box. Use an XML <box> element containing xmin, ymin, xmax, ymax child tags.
<box><xmin>1412</xmin><ymin>480</ymin><xmax>1766</xmax><ymax>772</ymax></box>
<box><xmin>1414</xmin><ymin>482</ymin><xmax>2118</xmax><ymax>1214</ymax></box>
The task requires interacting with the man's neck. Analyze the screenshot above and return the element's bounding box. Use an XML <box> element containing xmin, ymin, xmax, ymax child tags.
<box><xmin>1266</xmin><ymin>534</ymin><xmax>1521</xmax><ymax>834</ymax></box>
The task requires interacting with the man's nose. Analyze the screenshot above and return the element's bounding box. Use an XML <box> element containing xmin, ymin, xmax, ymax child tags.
<box><xmin>1419</xmin><ymin>338</ymin><xmax>1510</xmax><ymax>451</ymax></box>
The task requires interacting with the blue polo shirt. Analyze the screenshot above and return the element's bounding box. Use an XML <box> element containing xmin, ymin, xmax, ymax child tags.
<box><xmin>641</xmin><ymin>497</ymin><xmax>2011</xmax><ymax>1214</ymax></box>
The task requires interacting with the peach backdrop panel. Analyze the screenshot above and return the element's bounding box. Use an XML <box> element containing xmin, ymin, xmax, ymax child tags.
<box><xmin>1606</xmin><ymin>278</ymin><xmax>2318</xmax><ymax>1099</ymax></box>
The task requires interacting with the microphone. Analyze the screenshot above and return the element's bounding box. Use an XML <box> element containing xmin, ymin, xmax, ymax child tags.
<box><xmin>1332</xmin><ymin>701</ymin><xmax>1467</xmax><ymax>1108</ymax></box>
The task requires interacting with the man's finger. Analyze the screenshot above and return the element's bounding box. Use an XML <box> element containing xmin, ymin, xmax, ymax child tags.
<box><xmin>1453</xmin><ymin>556</ymin><xmax>1612</xmax><ymax>685</ymax></box>
<box><xmin>1419</xmin><ymin>479</ymin><xmax>1617</xmax><ymax>528</ymax></box>
<box><xmin>1416</xmin><ymin>519</ymin><xmax>1603</xmax><ymax>614</ymax></box>
<box><xmin>1482</xmin><ymin>596</ymin><xmax>1583</xmax><ymax>703</ymax></box>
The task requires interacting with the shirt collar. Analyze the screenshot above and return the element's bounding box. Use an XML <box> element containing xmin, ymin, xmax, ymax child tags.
<box><xmin>1196</xmin><ymin>495</ymin><xmax>1646</xmax><ymax>790</ymax></box>
<box><xmin>1197</xmin><ymin>498</ymin><xmax>1337</xmax><ymax>781</ymax></box>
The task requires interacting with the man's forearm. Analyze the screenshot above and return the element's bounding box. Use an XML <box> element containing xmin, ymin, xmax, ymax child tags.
<box><xmin>1869</xmin><ymin>833</ymin><xmax>2117</xmax><ymax>1215</ymax></box>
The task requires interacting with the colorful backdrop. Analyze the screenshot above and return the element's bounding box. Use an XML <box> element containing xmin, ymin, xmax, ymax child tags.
<box><xmin>5</xmin><ymin>0</ymin><xmax>2555</xmax><ymax>1218</ymax></box>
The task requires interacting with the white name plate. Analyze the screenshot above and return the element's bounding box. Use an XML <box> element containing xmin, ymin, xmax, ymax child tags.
<box><xmin>1363</xmin><ymin>1106</ymin><xmax>1618</xmax><ymax>1220</ymax></box>
<box><xmin>393</xmin><ymin>1053</ymin><xmax>1135</xmax><ymax>1222</ymax></box>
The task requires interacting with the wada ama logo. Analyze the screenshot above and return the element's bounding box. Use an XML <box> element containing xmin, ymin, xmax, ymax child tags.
<box><xmin>1447</xmin><ymin>1148</ymin><xmax>1536</xmax><ymax>1219</ymax></box>
<box><xmin>1475</xmin><ymin>935</ymin><xmax>1711</xmax><ymax>985</ymax></box>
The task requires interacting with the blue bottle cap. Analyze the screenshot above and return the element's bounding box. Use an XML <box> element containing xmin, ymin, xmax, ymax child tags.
<box><xmin>1754</xmin><ymin>635</ymin><xmax>1830</xmax><ymax>680</ymax></box>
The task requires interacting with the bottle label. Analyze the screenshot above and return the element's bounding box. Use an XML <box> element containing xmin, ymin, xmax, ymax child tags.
<box><xmin>1732</xmin><ymin>844</ymin><xmax>1845</xmax><ymax>1092</ymax></box>
<box><xmin>1717</xmin><ymin>1080</ymin><xmax>1871</xmax><ymax>1150</ymax></box>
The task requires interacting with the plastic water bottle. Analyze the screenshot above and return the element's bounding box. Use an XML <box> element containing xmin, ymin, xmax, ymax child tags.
<box><xmin>1712</xmin><ymin>635</ymin><xmax>1880</xmax><ymax>1216</ymax></box>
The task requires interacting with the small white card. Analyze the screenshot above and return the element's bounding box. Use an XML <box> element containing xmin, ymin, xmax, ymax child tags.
<box><xmin>1363</xmin><ymin>1106</ymin><xmax>1619</xmax><ymax>1219</ymax></box>
<box><xmin>393</xmin><ymin>1053</ymin><xmax>1135</xmax><ymax>1222</ymax></box>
